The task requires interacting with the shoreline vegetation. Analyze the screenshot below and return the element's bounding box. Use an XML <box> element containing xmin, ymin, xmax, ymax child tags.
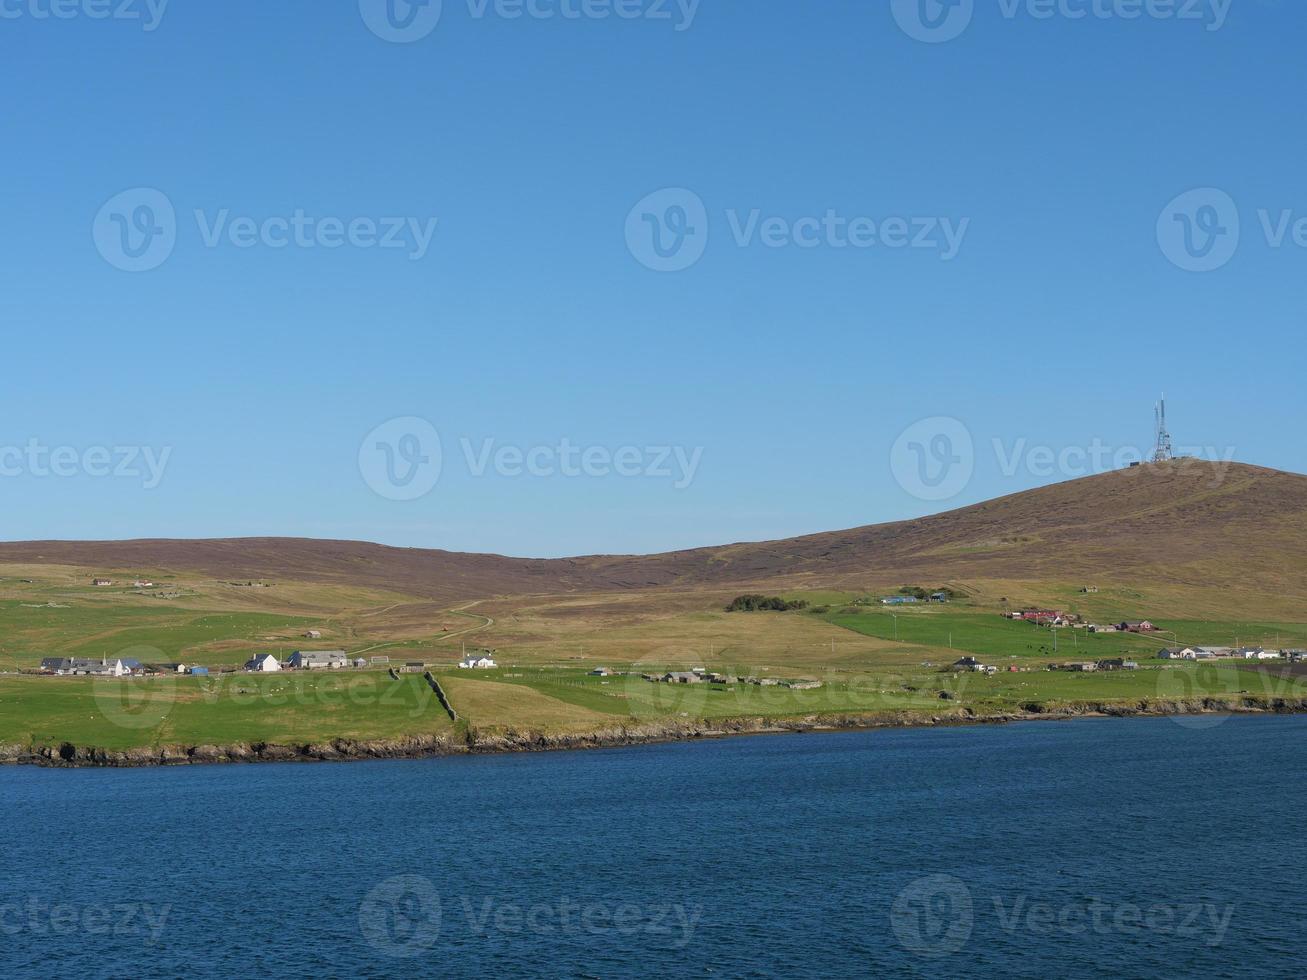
<box><xmin>8</xmin><ymin>696</ymin><xmax>1307</xmax><ymax>768</ymax></box>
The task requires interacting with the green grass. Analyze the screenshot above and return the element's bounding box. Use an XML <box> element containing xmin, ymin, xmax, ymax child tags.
<box><xmin>433</xmin><ymin>663</ymin><xmax>1307</xmax><ymax>732</ymax></box>
<box><xmin>0</xmin><ymin>600</ymin><xmax>331</xmax><ymax>666</ymax></box>
<box><xmin>826</xmin><ymin>608</ymin><xmax>1151</xmax><ymax>660</ymax></box>
<box><xmin>5</xmin><ymin>661</ymin><xmax>1304</xmax><ymax>750</ymax></box>
<box><xmin>444</xmin><ymin>667</ymin><xmax>949</xmax><ymax>722</ymax></box>
<box><xmin>825</xmin><ymin>607</ymin><xmax>1307</xmax><ymax>663</ymax></box>
<box><xmin>0</xmin><ymin>672</ymin><xmax>451</xmax><ymax>750</ymax></box>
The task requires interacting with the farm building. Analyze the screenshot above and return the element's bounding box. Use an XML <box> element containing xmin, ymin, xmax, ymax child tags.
<box><xmin>303</xmin><ymin>630</ymin><xmax>323</xmax><ymax>640</ymax></box>
<box><xmin>92</xmin><ymin>578</ymin><xmax>113</xmax><ymax>587</ymax></box>
<box><xmin>929</xmin><ymin>592</ymin><xmax>950</xmax><ymax>603</ymax></box>
<box><xmin>1238</xmin><ymin>648</ymin><xmax>1281</xmax><ymax>661</ymax></box>
<box><xmin>42</xmin><ymin>657</ymin><xmax>131</xmax><ymax>677</ymax></box>
<box><xmin>589</xmin><ymin>667</ymin><xmax>616</xmax><ymax>676</ymax></box>
<box><xmin>881</xmin><ymin>596</ymin><xmax>919</xmax><ymax>606</ymax></box>
<box><xmin>1160</xmin><ymin>646</ymin><xmax>1242</xmax><ymax>661</ymax></box>
<box><xmin>244</xmin><ymin>654</ymin><xmax>281</xmax><ymax>672</ymax></box>
<box><xmin>1119</xmin><ymin>621</ymin><xmax>1158</xmax><ymax>633</ymax></box>
<box><xmin>663</xmin><ymin>671</ymin><xmax>702</xmax><ymax>684</ymax></box>
<box><xmin>458</xmin><ymin>654</ymin><xmax>497</xmax><ymax>669</ymax></box>
<box><xmin>288</xmin><ymin>650</ymin><xmax>349</xmax><ymax>670</ymax></box>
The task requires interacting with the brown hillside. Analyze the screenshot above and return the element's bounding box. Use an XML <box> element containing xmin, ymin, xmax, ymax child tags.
<box><xmin>2</xmin><ymin>461</ymin><xmax>1304</xmax><ymax>602</ymax></box>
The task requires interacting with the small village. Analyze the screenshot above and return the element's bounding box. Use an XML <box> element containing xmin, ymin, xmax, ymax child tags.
<box><xmin>25</xmin><ymin>582</ymin><xmax>1305</xmax><ymax>691</ymax></box>
<box><xmin>35</xmin><ymin>635</ymin><xmax>504</xmax><ymax>678</ymax></box>
<box><xmin>933</xmin><ymin>606</ymin><xmax>1307</xmax><ymax>676</ymax></box>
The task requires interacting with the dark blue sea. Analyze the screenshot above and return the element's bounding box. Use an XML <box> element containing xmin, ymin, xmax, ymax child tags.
<box><xmin>3</xmin><ymin>715</ymin><xmax>1305</xmax><ymax>978</ymax></box>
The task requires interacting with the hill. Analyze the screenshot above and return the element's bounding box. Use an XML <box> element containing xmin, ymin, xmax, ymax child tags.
<box><xmin>1</xmin><ymin>460</ymin><xmax>1304</xmax><ymax>605</ymax></box>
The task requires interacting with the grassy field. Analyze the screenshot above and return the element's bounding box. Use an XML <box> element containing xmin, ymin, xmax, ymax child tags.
<box><xmin>3</xmin><ymin>563</ymin><xmax>1307</xmax><ymax>751</ymax></box>
<box><xmin>0</xmin><ymin>568</ymin><xmax>466</xmax><ymax>670</ymax></box>
<box><xmin>823</xmin><ymin>605</ymin><xmax>1307</xmax><ymax>664</ymax></box>
<box><xmin>0</xmin><ymin>672</ymin><xmax>450</xmax><ymax>750</ymax></box>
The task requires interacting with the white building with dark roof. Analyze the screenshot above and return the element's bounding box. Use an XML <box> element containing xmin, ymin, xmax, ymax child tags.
<box><xmin>244</xmin><ymin>654</ymin><xmax>282</xmax><ymax>672</ymax></box>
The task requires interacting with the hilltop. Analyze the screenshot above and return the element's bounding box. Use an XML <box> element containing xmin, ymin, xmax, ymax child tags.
<box><xmin>1</xmin><ymin>460</ymin><xmax>1304</xmax><ymax>605</ymax></box>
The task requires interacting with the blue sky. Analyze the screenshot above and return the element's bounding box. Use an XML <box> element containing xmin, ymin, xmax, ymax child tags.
<box><xmin>1</xmin><ymin>0</ymin><xmax>1303</xmax><ymax>557</ymax></box>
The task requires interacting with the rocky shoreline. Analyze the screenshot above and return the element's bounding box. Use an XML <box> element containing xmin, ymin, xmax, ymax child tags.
<box><xmin>6</xmin><ymin>696</ymin><xmax>1307</xmax><ymax>768</ymax></box>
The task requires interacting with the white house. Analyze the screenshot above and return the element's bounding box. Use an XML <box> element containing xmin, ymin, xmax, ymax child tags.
<box><xmin>244</xmin><ymin>653</ymin><xmax>282</xmax><ymax>672</ymax></box>
<box><xmin>51</xmin><ymin>657</ymin><xmax>130</xmax><ymax>676</ymax></box>
<box><xmin>1240</xmin><ymin>648</ymin><xmax>1281</xmax><ymax>661</ymax></box>
<box><xmin>458</xmin><ymin>654</ymin><xmax>497</xmax><ymax>669</ymax></box>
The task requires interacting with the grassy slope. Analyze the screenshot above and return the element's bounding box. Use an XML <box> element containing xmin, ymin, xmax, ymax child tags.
<box><xmin>1</xmin><ymin>461</ymin><xmax>1304</xmax><ymax>603</ymax></box>
<box><xmin>3</xmin><ymin>571</ymin><xmax>1307</xmax><ymax>750</ymax></box>
<box><xmin>3</xmin><ymin>461</ymin><xmax>1307</xmax><ymax>749</ymax></box>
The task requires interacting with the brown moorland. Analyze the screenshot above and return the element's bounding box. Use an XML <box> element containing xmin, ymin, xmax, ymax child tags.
<box><xmin>1</xmin><ymin>461</ymin><xmax>1303</xmax><ymax>606</ymax></box>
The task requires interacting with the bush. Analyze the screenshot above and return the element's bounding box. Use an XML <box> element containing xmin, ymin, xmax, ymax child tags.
<box><xmin>725</xmin><ymin>594</ymin><xmax>809</xmax><ymax>613</ymax></box>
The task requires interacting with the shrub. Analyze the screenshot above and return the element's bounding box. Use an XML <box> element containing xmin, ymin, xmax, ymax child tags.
<box><xmin>725</xmin><ymin>594</ymin><xmax>809</xmax><ymax>613</ymax></box>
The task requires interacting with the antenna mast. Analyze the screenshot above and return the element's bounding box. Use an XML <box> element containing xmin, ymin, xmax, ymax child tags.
<box><xmin>1152</xmin><ymin>395</ymin><xmax>1174</xmax><ymax>463</ymax></box>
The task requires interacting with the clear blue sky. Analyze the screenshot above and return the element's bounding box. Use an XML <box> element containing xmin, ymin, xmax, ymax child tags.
<box><xmin>1</xmin><ymin>0</ymin><xmax>1303</xmax><ymax>557</ymax></box>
